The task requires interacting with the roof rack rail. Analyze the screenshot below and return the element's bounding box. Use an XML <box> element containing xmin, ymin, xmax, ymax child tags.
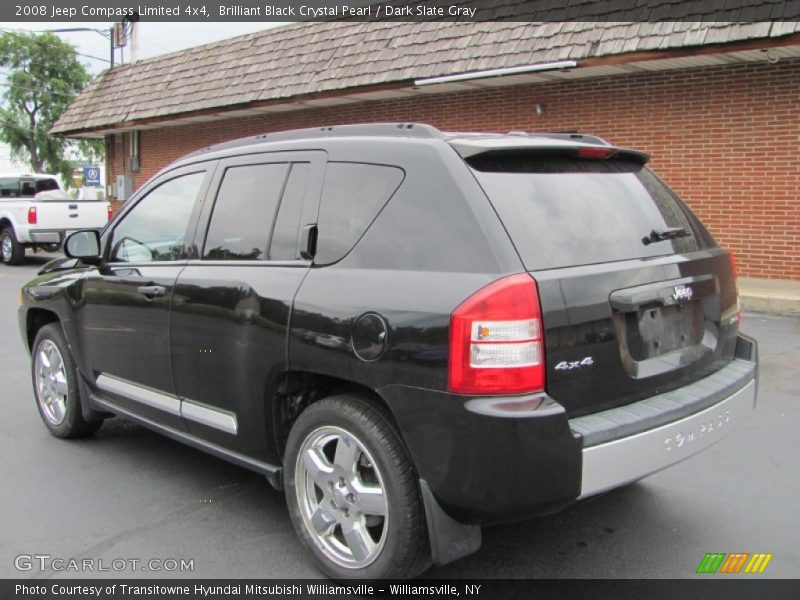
<box><xmin>260</xmin><ymin>122</ymin><xmax>444</xmax><ymax>142</ymax></box>
<box><xmin>187</xmin><ymin>123</ymin><xmax>444</xmax><ymax>157</ymax></box>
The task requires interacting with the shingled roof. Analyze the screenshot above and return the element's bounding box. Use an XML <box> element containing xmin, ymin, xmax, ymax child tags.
<box><xmin>53</xmin><ymin>18</ymin><xmax>800</xmax><ymax>136</ymax></box>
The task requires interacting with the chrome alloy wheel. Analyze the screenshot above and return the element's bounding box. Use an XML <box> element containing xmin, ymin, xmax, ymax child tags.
<box><xmin>1</xmin><ymin>233</ymin><xmax>11</xmax><ymax>260</ymax></box>
<box><xmin>34</xmin><ymin>340</ymin><xmax>69</xmax><ymax>425</ymax></box>
<box><xmin>295</xmin><ymin>426</ymin><xmax>389</xmax><ymax>569</ymax></box>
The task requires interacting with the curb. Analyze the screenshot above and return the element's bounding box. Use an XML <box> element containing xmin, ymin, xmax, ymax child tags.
<box><xmin>740</xmin><ymin>294</ymin><xmax>800</xmax><ymax>317</ymax></box>
<box><xmin>738</xmin><ymin>277</ymin><xmax>800</xmax><ymax>317</ymax></box>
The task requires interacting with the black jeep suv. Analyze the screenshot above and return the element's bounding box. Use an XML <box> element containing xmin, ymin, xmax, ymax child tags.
<box><xmin>19</xmin><ymin>123</ymin><xmax>757</xmax><ymax>579</ymax></box>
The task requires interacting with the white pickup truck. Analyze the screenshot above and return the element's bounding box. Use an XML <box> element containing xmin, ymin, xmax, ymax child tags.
<box><xmin>0</xmin><ymin>173</ymin><xmax>110</xmax><ymax>265</ymax></box>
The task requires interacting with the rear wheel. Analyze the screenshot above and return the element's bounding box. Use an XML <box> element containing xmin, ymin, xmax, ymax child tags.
<box><xmin>1</xmin><ymin>227</ymin><xmax>24</xmax><ymax>265</ymax></box>
<box><xmin>284</xmin><ymin>395</ymin><xmax>430</xmax><ymax>580</ymax></box>
<box><xmin>31</xmin><ymin>323</ymin><xmax>103</xmax><ymax>438</ymax></box>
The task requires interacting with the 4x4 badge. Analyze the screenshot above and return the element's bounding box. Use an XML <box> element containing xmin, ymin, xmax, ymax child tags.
<box><xmin>554</xmin><ymin>357</ymin><xmax>594</xmax><ymax>371</ymax></box>
<box><xmin>672</xmin><ymin>285</ymin><xmax>693</xmax><ymax>302</ymax></box>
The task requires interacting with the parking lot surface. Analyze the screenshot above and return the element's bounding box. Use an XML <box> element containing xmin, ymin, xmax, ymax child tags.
<box><xmin>1</xmin><ymin>255</ymin><xmax>798</xmax><ymax>578</ymax></box>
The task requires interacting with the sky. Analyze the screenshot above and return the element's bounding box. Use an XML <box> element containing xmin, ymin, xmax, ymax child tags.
<box><xmin>0</xmin><ymin>22</ymin><xmax>287</xmax><ymax>75</ymax></box>
<box><xmin>0</xmin><ymin>22</ymin><xmax>288</xmax><ymax>171</ymax></box>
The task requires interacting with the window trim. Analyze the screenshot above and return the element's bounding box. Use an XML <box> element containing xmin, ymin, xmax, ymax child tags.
<box><xmin>191</xmin><ymin>151</ymin><xmax>326</xmax><ymax>266</ymax></box>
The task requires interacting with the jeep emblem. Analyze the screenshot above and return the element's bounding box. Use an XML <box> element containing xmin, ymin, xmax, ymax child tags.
<box><xmin>672</xmin><ymin>285</ymin><xmax>693</xmax><ymax>302</ymax></box>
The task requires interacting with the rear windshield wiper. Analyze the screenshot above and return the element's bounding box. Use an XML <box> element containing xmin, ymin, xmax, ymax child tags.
<box><xmin>642</xmin><ymin>227</ymin><xmax>691</xmax><ymax>246</ymax></box>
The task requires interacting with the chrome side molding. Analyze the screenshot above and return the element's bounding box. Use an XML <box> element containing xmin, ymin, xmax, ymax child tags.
<box><xmin>95</xmin><ymin>373</ymin><xmax>238</xmax><ymax>435</ymax></box>
<box><xmin>181</xmin><ymin>400</ymin><xmax>238</xmax><ymax>435</ymax></box>
<box><xmin>96</xmin><ymin>374</ymin><xmax>181</xmax><ymax>417</ymax></box>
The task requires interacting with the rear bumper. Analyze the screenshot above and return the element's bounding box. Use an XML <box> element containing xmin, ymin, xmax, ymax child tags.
<box><xmin>573</xmin><ymin>333</ymin><xmax>757</xmax><ymax>498</ymax></box>
<box><xmin>579</xmin><ymin>377</ymin><xmax>755</xmax><ymax>498</ymax></box>
<box><xmin>381</xmin><ymin>334</ymin><xmax>757</xmax><ymax>525</ymax></box>
<box><xmin>27</xmin><ymin>229</ymin><xmax>102</xmax><ymax>245</ymax></box>
<box><xmin>29</xmin><ymin>231</ymin><xmax>62</xmax><ymax>244</ymax></box>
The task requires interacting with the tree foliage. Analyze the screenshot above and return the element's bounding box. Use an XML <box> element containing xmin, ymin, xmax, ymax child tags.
<box><xmin>0</xmin><ymin>31</ymin><xmax>101</xmax><ymax>187</ymax></box>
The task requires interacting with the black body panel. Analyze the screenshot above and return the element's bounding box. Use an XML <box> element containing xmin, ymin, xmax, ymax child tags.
<box><xmin>74</xmin><ymin>263</ymin><xmax>186</xmax><ymax>429</ymax></box>
<box><xmin>379</xmin><ymin>384</ymin><xmax>582</xmax><ymax>524</ymax></box>
<box><xmin>170</xmin><ymin>263</ymin><xmax>308</xmax><ymax>461</ymax></box>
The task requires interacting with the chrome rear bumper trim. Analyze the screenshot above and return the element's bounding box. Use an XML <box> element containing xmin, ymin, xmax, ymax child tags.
<box><xmin>579</xmin><ymin>379</ymin><xmax>756</xmax><ymax>498</ymax></box>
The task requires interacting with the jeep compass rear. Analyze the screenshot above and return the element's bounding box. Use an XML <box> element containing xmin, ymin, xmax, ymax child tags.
<box><xmin>20</xmin><ymin>123</ymin><xmax>757</xmax><ymax>580</ymax></box>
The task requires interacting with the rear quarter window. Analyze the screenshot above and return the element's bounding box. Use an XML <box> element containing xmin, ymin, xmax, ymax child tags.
<box><xmin>315</xmin><ymin>162</ymin><xmax>404</xmax><ymax>265</ymax></box>
<box><xmin>469</xmin><ymin>154</ymin><xmax>715</xmax><ymax>271</ymax></box>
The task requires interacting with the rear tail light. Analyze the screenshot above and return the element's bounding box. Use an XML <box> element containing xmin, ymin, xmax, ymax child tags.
<box><xmin>107</xmin><ymin>204</ymin><xmax>113</xmax><ymax>221</ymax></box>
<box><xmin>27</xmin><ymin>206</ymin><xmax>37</xmax><ymax>224</ymax></box>
<box><xmin>449</xmin><ymin>273</ymin><xmax>545</xmax><ymax>395</ymax></box>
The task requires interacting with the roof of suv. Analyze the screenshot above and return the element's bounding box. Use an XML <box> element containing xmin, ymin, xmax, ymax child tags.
<box><xmin>182</xmin><ymin>122</ymin><xmax>649</xmax><ymax>164</ymax></box>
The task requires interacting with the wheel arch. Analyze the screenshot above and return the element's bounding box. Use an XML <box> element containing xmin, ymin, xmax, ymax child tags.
<box><xmin>26</xmin><ymin>308</ymin><xmax>61</xmax><ymax>351</ymax></box>
<box><xmin>270</xmin><ymin>371</ymin><xmax>400</xmax><ymax>464</ymax></box>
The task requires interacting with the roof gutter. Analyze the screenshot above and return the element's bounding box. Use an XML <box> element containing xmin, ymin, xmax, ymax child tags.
<box><xmin>413</xmin><ymin>60</ymin><xmax>579</xmax><ymax>87</ymax></box>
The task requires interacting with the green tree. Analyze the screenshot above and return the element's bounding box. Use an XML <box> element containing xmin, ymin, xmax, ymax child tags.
<box><xmin>0</xmin><ymin>31</ymin><xmax>101</xmax><ymax>187</ymax></box>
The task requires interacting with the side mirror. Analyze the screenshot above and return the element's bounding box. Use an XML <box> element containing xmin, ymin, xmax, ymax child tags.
<box><xmin>64</xmin><ymin>230</ymin><xmax>102</xmax><ymax>264</ymax></box>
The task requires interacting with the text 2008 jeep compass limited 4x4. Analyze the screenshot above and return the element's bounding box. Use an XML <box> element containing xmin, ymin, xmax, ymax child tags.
<box><xmin>19</xmin><ymin>124</ymin><xmax>757</xmax><ymax>579</ymax></box>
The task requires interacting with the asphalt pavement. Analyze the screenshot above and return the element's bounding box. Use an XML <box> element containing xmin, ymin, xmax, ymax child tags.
<box><xmin>1</xmin><ymin>255</ymin><xmax>798</xmax><ymax>579</ymax></box>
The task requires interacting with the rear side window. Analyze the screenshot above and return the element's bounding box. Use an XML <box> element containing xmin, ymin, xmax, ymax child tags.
<box><xmin>316</xmin><ymin>162</ymin><xmax>404</xmax><ymax>264</ymax></box>
<box><xmin>0</xmin><ymin>177</ymin><xmax>58</xmax><ymax>197</ymax></box>
<box><xmin>469</xmin><ymin>155</ymin><xmax>715</xmax><ymax>271</ymax></box>
<box><xmin>35</xmin><ymin>178</ymin><xmax>60</xmax><ymax>193</ymax></box>
<box><xmin>203</xmin><ymin>163</ymin><xmax>289</xmax><ymax>261</ymax></box>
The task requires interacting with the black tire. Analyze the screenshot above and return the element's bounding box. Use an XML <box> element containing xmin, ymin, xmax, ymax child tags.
<box><xmin>284</xmin><ymin>394</ymin><xmax>430</xmax><ymax>580</ymax></box>
<box><xmin>1</xmin><ymin>226</ymin><xmax>25</xmax><ymax>265</ymax></box>
<box><xmin>42</xmin><ymin>242</ymin><xmax>62</xmax><ymax>253</ymax></box>
<box><xmin>31</xmin><ymin>323</ymin><xmax>103</xmax><ymax>438</ymax></box>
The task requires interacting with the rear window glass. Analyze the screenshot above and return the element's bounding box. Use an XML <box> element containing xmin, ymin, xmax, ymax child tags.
<box><xmin>0</xmin><ymin>177</ymin><xmax>59</xmax><ymax>197</ymax></box>
<box><xmin>35</xmin><ymin>178</ymin><xmax>60</xmax><ymax>193</ymax></box>
<box><xmin>316</xmin><ymin>162</ymin><xmax>404</xmax><ymax>264</ymax></box>
<box><xmin>469</xmin><ymin>155</ymin><xmax>715</xmax><ymax>271</ymax></box>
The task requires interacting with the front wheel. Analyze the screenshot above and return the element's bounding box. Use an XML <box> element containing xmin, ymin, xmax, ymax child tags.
<box><xmin>31</xmin><ymin>323</ymin><xmax>104</xmax><ymax>438</ymax></box>
<box><xmin>284</xmin><ymin>395</ymin><xmax>430</xmax><ymax>580</ymax></box>
<box><xmin>1</xmin><ymin>227</ymin><xmax>25</xmax><ymax>265</ymax></box>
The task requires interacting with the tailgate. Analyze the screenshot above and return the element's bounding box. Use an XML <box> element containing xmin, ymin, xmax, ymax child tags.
<box><xmin>467</xmin><ymin>149</ymin><xmax>740</xmax><ymax>417</ymax></box>
<box><xmin>534</xmin><ymin>251</ymin><xmax>740</xmax><ymax>416</ymax></box>
<box><xmin>34</xmin><ymin>200</ymin><xmax>108</xmax><ymax>230</ymax></box>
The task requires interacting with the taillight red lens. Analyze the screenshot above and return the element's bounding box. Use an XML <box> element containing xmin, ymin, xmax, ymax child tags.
<box><xmin>107</xmin><ymin>204</ymin><xmax>113</xmax><ymax>221</ymax></box>
<box><xmin>577</xmin><ymin>146</ymin><xmax>614</xmax><ymax>159</ymax></box>
<box><xmin>449</xmin><ymin>273</ymin><xmax>545</xmax><ymax>395</ymax></box>
<box><xmin>27</xmin><ymin>206</ymin><xmax>37</xmax><ymax>224</ymax></box>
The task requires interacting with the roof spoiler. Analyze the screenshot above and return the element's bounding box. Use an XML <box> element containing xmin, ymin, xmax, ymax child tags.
<box><xmin>450</xmin><ymin>138</ymin><xmax>650</xmax><ymax>164</ymax></box>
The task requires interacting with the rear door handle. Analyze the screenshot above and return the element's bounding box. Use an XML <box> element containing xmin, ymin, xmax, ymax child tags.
<box><xmin>137</xmin><ymin>285</ymin><xmax>167</xmax><ymax>298</ymax></box>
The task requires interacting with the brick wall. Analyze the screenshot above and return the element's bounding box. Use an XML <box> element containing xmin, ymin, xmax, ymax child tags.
<box><xmin>108</xmin><ymin>59</ymin><xmax>800</xmax><ymax>280</ymax></box>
